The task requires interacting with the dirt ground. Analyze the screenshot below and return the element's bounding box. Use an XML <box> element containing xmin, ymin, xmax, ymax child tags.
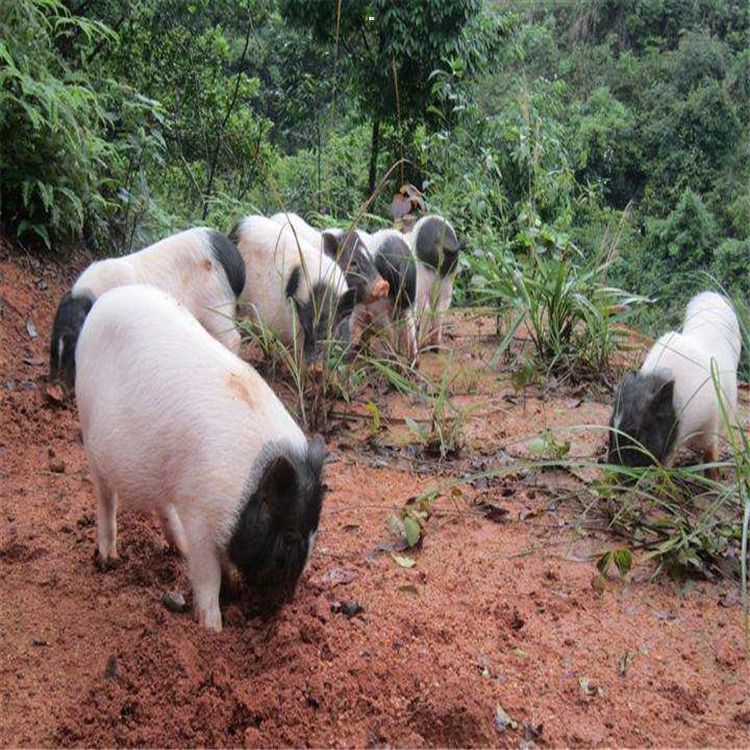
<box><xmin>1</xmin><ymin>251</ymin><xmax>748</xmax><ymax>748</ymax></box>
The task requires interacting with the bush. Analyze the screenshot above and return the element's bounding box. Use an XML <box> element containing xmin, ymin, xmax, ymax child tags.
<box><xmin>712</xmin><ymin>238</ymin><xmax>750</xmax><ymax>299</ymax></box>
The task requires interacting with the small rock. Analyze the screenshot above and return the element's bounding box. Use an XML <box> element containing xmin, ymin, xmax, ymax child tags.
<box><xmin>36</xmin><ymin>280</ymin><xmax>48</xmax><ymax>291</ymax></box>
<box><xmin>20</xmin><ymin>380</ymin><xmax>37</xmax><ymax>390</ymax></box>
<box><xmin>49</xmin><ymin>459</ymin><xmax>65</xmax><ymax>474</ymax></box>
<box><xmin>161</xmin><ymin>590</ymin><xmax>187</xmax><ymax>613</ymax></box>
<box><xmin>331</xmin><ymin>600</ymin><xmax>364</xmax><ymax>619</ymax></box>
<box><xmin>26</xmin><ymin>320</ymin><xmax>37</xmax><ymax>339</ymax></box>
<box><xmin>32</xmin><ymin>637</ymin><xmax>48</xmax><ymax>647</ymax></box>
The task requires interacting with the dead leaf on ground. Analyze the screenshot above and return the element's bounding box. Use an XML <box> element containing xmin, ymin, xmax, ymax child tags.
<box><xmin>523</xmin><ymin>723</ymin><xmax>544</xmax><ymax>742</ymax></box>
<box><xmin>653</xmin><ymin>609</ymin><xmax>678</xmax><ymax>621</ymax></box>
<box><xmin>391</xmin><ymin>554</ymin><xmax>416</xmax><ymax>569</ymax></box>
<box><xmin>493</xmin><ymin>702</ymin><xmax>518</xmax><ymax>733</ymax></box>
<box><xmin>718</xmin><ymin>590</ymin><xmax>739</xmax><ymax>608</ymax></box>
<box><xmin>474</xmin><ymin>501</ymin><xmax>509</xmax><ymax>524</ymax></box>
<box><xmin>578</xmin><ymin>676</ymin><xmax>604</xmax><ymax>697</ymax></box>
<box><xmin>314</xmin><ymin>567</ymin><xmax>358</xmax><ymax>591</ymax></box>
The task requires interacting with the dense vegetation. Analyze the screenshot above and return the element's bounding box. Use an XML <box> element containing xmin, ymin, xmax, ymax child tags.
<box><xmin>2</xmin><ymin>0</ymin><xmax>748</xmax><ymax>591</ymax></box>
<box><xmin>2</xmin><ymin>0</ymin><xmax>748</xmax><ymax>328</ymax></box>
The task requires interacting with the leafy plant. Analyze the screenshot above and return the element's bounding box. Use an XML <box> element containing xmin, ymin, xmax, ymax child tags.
<box><xmin>1</xmin><ymin>0</ymin><xmax>120</xmax><ymax>245</ymax></box>
<box><xmin>405</xmin><ymin>366</ymin><xmax>468</xmax><ymax>459</ymax></box>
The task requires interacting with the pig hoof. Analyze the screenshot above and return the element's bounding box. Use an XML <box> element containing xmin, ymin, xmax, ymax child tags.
<box><xmin>196</xmin><ymin>606</ymin><xmax>222</xmax><ymax>632</ymax></box>
<box><xmin>94</xmin><ymin>550</ymin><xmax>121</xmax><ymax>572</ymax></box>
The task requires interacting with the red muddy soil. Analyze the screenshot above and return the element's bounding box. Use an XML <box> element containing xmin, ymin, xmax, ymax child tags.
<box><xmin>0</xmin><ymin>251</ymin><xmax>748</xmax><ymax>748</ymax></box>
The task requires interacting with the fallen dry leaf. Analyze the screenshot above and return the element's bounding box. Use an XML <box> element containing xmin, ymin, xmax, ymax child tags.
<box><xmin>314</xmin><ymin>567</ymin><xmax>358</xmax><ymax>591</ymax></box>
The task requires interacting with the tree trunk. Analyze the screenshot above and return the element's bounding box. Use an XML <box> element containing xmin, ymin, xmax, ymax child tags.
<box><xmin>368</xmin><ymin>117</ymin><xmax>380</xmax><ymax>197</ymax></box>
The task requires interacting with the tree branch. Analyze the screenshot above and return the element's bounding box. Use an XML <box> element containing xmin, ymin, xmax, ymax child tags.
<box><xmin>201</xmin><ymin>14</ymin><xmax>254</xmax><ymax>219</ymax></box>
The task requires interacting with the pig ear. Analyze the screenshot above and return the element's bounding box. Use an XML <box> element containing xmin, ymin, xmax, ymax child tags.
<box><xmin>335</xmin><ymin>288</ymin><xmax>357</xmax><ymax>322</ymax></box>
<box><xmin>259</xmin><ymin>455</ymin><xmax>298</xmax><ymax>518</ymax></box>
<box><xmin>653</xmin><ymin>378</ymin><xmax>674</xmax><ymax>407</ymax></box>
<box><xmin>321</xmin><ymin>232</ymin><xmax>339</xmax><ymax>259</ymax></box>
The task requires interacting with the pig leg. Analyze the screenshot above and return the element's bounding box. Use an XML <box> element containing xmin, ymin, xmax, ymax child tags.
<box><xmin>93</xmin><ymin>473</ymin><xmax>119</xmax><ymax>568</ymax></box>
<box><xmin>432</xmin><ymin>279</ymin><xmax>455</xmax><ymax>347</ymax></box>
<box><xmin>415</xmin><ymin>294</ymin><xmax>432</xmax><ymax>347</ymax></box>
<box><xmin>185</xmin><ymin>525</ymin><xmax>223</xmax><ymax>631</ymax></box>
<box><xmin>157</xmin><ymin>504</ymin><xmax>189</xmax><ymax>557</ymax></box>
<box><xmin>400</xmin><ymin>309</ymin><xmax>419</xmax><ymax>366</ymax></box>
<box><xmin>418</xmin><ymin>277</ymin><xmax>443</xmax><ymax>349</ymax></box>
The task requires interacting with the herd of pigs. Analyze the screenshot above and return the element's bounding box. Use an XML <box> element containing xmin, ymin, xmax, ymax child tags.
<box><xmin>44</xmin><ymin>209</ymin><xmax>742</xmax><ymax>632</ymax></box>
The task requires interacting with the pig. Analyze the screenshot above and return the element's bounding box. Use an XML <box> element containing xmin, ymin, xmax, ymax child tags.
<box><xmin>270</xmin><ymin>212</ymin><xmax>325</xmax><ymax>251</ymax></box>
<box><xmin>231</xmin><ymin>215</ymin><xmax>358</xmax><ymax>366</ymax></box>
<box><xmin>403</xmin><ymin>215</ymin><xmax>462</xmax><ymax>348</ymax></box>
<box><xmin>49</xmin><ymin>227</ymin><xmax>244</xmax><ymax>389</ymax></box>
<box><xmin>608</xmin><ymin>291</ymin><xmax>742</xmax><ymax>474</ymax></box>
<box><xmin>270</xmin><ymin>212</ymin><xmax>389</xmax><ymax>306</ymax></box>
<box><xmin>323</xmin><ymin>228</ymin><xmax>418</xmax><ymax>363</ymax></box>
<box><xmin>75</xmin><ymin>284</ymin><xmax>325</xmax><ymax>631</ymax></box>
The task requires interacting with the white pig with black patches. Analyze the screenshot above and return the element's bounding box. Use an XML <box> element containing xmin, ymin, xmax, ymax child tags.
<box><xmin>231</xmin><ymin>215</ymin><xmax>358</xmax><ymax>366</ymax></box>
<box><xmin>609</xmin><ymin>291</ymin><xmax>741</xmax><ymax>475</ymax></box>
<box><xmin>271</xmin><ymin>212</ymin><xmax>390</xmax><ymax>309</ymax></box>
<box><xmin>76</xmin><ymin>284</ymin><xmax>325</xmax><ymax>631</ymax></box>
<box><xmin>49</xmin><ymin>227</ymin><xmax>245</xmax><ymax>389</ymax></box>
<box><xmin>323</xmin><ymin>228</ymin><xmax>419</xmax><ymax>363</ymax></box>
<box><xmin>270</xmin><ymin>212</ymin><xmax>325</xmax><ymax>251</ymax></box>
<box><xmin>404</xmin><ymin>214</ymin><xmax>462</xmax><ymax>348</ymax></box>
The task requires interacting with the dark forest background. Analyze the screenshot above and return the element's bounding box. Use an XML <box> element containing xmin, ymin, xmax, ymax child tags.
<box><xmin>2</xmin><ymin>0</ymin><xmax>748</xmax><ymax>329</ymax></box>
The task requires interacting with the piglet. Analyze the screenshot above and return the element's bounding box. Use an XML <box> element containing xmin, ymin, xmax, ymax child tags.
<box><xmin>231</xmin><ymin>215</ymin><xmax>358</xmax><ymax>367</ymax></box>
<box><xmin>270</xmin><ymin>212</ymin><xmax>389</xmax><ymax>305</ymax></box>
<box><xmin>403</xmin><ymin>215</ymin><xmax>462</xmax><ymax>348</ymax></box>
<box><xmin>324</xmin><ymin>228</ymin><xmax>419</xmax><ymax>364</ymax></box>
<box><xmin>75</xmin><ymin>284</ymin><xmax>325</xmax><ymax>631</ymax></box>
<box><xmin>50</xmin><ymin>227</ymin><xmax>244</xmax><ymax>389</ymax></box>
<box><xmin>609</xmin><ymin>291</ymin><xmax>741</xmax><ymax>474</ymax></box>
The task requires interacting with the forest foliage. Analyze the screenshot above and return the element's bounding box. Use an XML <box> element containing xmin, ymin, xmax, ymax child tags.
<box><xmin>1</xmin><ymin>0</ymin><xmax>748</xmax><ymax>328</ymax></box>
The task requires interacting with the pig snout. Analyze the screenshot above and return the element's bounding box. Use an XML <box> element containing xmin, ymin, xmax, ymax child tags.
<box><xmin>367</xmin><ymin>277</ymin><xmax>390</xmax><ymax>302</ymax></box>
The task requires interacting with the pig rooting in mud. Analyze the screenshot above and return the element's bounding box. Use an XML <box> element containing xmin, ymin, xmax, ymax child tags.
<box><xmin>75</xmin><ymin>284</ymin><xmax>326</xmax><ymax>631</ymax></box>
<box><xmin>228</xmin><ymin>435</ymin><xmax>325</xmax><ymax>609</ymax></box>
<box><xmin>608</xmin><ymin>371</ymin><xmax>679</xmax><ymax>467</ymax></box>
